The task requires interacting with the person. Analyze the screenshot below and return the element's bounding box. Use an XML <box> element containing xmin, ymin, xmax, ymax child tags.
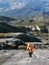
<box><xmin>27</xmin><ymin>43</ymin><xmax>35</xmax><ymax>57</ymax></box>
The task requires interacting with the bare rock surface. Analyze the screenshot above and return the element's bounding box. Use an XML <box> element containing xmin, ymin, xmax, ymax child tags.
<box><xmin>0</xmin><ymin>49</ymin><xmax>49</xmax><ymax>65</ymax></box>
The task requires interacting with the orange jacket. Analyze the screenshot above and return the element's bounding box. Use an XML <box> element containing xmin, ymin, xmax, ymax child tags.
<box><xmin>27</xmin><ymin>45</ymin><xmax>35</xmax><ymax>53</ymax></box>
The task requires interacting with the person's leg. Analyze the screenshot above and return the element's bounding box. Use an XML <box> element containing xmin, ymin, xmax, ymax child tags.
<box><xmin>29</xmin><ymin>52</ymin><xmax>32</xmax><ymax>57</ymax></box>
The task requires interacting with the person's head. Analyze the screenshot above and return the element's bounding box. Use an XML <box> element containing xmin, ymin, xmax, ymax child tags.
<box><xmin>27</xmin><ymin>43</ymin><xmax>31</xmax><ymax>47</ymax></box>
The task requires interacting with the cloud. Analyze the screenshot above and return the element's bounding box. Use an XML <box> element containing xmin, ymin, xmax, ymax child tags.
<box><xmin>0</xmin><ymin>7</ymin><xmax>7</xmax><ymax>12</ymax></box>
<box><xmin>45</xmin><ymin>6</ymin><xmax>49</xmax><ymax>12</ymax></box>
<box><xmin>0</xmin><ymin>0</ymin><xmax>49</xmax><ymax>14</ymax></box>
<box><xmin>0</xmin><ymin>8</ymin><xmax>4</xmax><ymax>12</ymax></box>
<box><xmin>0</xmin><ymin>0</ymin><xmax>29</xmax><ymax>12</ymax></box>
<box><xmin>10</xmin><ymin>2</ymin><xmax>27</xmax><ymax>10</ymax></box>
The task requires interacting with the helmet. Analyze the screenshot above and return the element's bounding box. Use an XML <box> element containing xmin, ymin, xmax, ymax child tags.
<box><xmin>27</xmin><ymin>43</ymin><xmax>31</xmax><ymax>47</ymax></box>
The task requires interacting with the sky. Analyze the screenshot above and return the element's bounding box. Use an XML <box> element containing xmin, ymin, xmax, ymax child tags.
<box><xmin>0</xmin><ymin>0</ymin><xmax>49</xmax><ymax>13</ymax></box>
<box><xmin>0</xmin><ymin>0</ymin><xmax>30</xmax><ymax>12</ymax></box>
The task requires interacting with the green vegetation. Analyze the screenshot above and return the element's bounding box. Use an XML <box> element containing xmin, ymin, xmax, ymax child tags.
<box><xmin>0</xmin><ymin>22</ymin><xmax>31</xmax><ymax>33</ymax></box>
<box><xmin>0</xmin><ymin>15</ymin><xmax>49</xmax><ymax>40</ymax></box>
<box><xmin>0</xmin><ymin>21</ymin><xmax>48</xmax><ymax>40</ymax></box>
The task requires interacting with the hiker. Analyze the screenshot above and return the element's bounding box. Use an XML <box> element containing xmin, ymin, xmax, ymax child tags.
<box><xmin>27</xmin><ymin>43</ymin><xmax>35</xmax><ymax>57</ymax></box>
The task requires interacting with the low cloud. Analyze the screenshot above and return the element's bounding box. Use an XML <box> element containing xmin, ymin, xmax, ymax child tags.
<box><xmin>0</xmin><ymin>8</ymin><xmax>4</xmax><ymax>12</ymax></box>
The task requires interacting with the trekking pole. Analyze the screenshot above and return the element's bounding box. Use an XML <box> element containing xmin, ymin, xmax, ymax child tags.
<box><xmin>33</xmin><ymin>52</ymin><xmax>39</xmax><ymax>59</ymax></box>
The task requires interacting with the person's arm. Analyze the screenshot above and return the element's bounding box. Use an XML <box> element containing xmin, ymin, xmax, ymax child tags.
<box><xmin>27</xmin><ymin>46</ymin><xmax>29</xmax><ymax>50</ymax></box>
<box><xmin>32</xmin><ymin>46</ymin><xmax>35</xmax><ymax>52</ymax></box>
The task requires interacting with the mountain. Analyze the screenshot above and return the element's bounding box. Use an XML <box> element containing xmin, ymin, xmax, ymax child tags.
<box><xmin>0</xmin><ymin>22</ymin><xmax>32</xmax><ymax>33</ymax></box>
<box><xmin>0</xmin><ymin>22</ymin><xmax>18</xmax><ymax>32</ymax></box>
<box><xmin>0</xmin><ymin>16</ymin><xmax>15</xmax><ymax>22</ymax></box>
<box><xmin>0</xmin><ymin>0</ymin><xmax>49</xmax><ymax>19</ymax></box>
